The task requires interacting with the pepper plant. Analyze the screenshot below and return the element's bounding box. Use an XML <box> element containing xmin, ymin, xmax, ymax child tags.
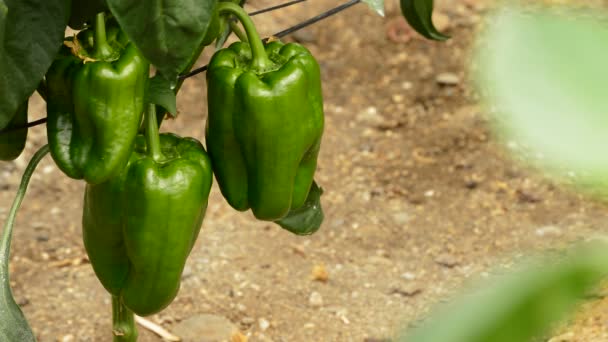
<box><xmin>0</xmin><ymin>0</ymin><xmax>445</xmax><ymax>340</ymax></box>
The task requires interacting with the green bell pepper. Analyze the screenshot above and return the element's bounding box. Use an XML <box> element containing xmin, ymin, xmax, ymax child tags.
<box><xmin>0</xmin><ymin>101</ymin><xmax>28</xmax><ymax>161</ymax></box>
<box><xmin>83</xmin><ymin>106</ymin><xmax>213</xmax><ymax>316</ymax></box>
<box><xmin>46</xmin><ymin>14</ymin><xmax>148</xmax><ymax>184</ymax></box>
<box><xmin>206</xmin><ymin>3</ymin><xmax>324</xmax><ymax>221</ymax></box>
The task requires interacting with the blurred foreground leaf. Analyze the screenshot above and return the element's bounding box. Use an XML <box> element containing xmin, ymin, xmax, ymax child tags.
<box><xmin>475</xmin><ymin>7</ymin><xmax>608</xmax><ymax>192</ymax></box>
<box><xmin>399</xmin><ymin>241</ymin><xmax>608</xmax><ymax>342</ymax></box>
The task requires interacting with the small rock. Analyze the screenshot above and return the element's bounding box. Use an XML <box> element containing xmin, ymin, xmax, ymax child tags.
<box><xmin>309</xmin><ymin>291</ymin><xmax>324</xmax><ymax>308</ymax></box>
<box><xmin>356</xmin><ymin>107</ymin><xmax>386</xmax><ymax>127</ymax></box>
<box><xmin>231</xmin><ymin>331</ymin><xmax>248</xmax><ymax>342</ymax></box>
<box><xmin>548</xmin><ymin>332</ymin><xmax>575</xmax><ymax>342</ymax></box>
<box><xmin>241</xmin><ymin>317</ymin><xmax>255</xmax><ymax>326</ymax></box>
<box><xmin>16</xmin><ymin>297</ymin><xmax>30</xmax><ymax>306</ymax></box>
<box><xmin>435</xmin><ymin>253</ymin><xmax>459</xmax><ymax>268</ymax></box>
<box><xmin>436</xmin><ymin>72</ymin><xmax>460</xmax><ymax>86</ymax></box>
<box><xmin>303</xmin><ymin>322</ymin><xmax>315</xmax><ymax>329</ymax></box>
<box><xmin>258</xmin><ymin>318</ymin><xmax>270</xmax><ymax>331</ymax></box>
<box><xmin>392</xmin><ymin>212</ymin><xmax>410</xmax><ymax>225</ymax></box>
<box><xmin>172</xmin><ymin>314</ymin><xmax>238</xmax><ymax>342</ymax></box>
<box><xmin>390</xmin><ymin>283</ymin><xmax>423</xmax><ymax>297</ymax></box>
<box><xmin>535</xmin><ymin>225</ymin><xmax>562</xmax><ymax>237</ymax></box>
<box><xmin>400</xmin><ymin>272</ymin><xmax>416</xmax><ymax>280</ymax></box>
<box><xmin>61</xmin><ymin>335</ymin><xmax>75</xmax><ymax>342</ymax></box>
<box><xmin>35</xmin><ymin>233</ymin><xmax>49</xmax><ymax>242</ymax></box>
<box><xmin>236</xmin><ymin>303</ymin><xmax>247</xmax><ymax>312</ymax></box>
<box><xmin>433</xmin><ymin>12</ymin><xmax>451</xmax><ymax>32</ymax></box>
<box><xmin>464</xmin><ymin>179</ymin><xmax>478</xmax><ymax>189</ymax></box>
<box><xmin>311</xmin><ymin>264</ymin><xmax>329</xmax><ymax>282</ymax></box>
<box><xmin>181</xmin><ymin>265</ymin><xmax>194</xmax><ymax>279</ymax></box>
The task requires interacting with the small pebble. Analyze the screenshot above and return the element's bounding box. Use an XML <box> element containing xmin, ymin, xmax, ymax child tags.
<box><xmin>309</xmin><ymin>291</ymin><xmax>324</xmax><ymax>308</ymax></box>
<box><xmin>258</xmin><ymin>318</ymin><xmax>270</xmax><ymax>331</ymax></box>
<box><xmin>436</xmin><ymin>72</ymin><xmax>460</xmax><ymax>86</ymax></box>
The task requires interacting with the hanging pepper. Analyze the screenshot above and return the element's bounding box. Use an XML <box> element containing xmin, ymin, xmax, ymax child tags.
<box><xmin>83</xmin><ymin>105</ymin><xmax>213</xmax><ymax>316</ymax></box>
<box><xmin>206</xmin><ymin>2</ymin><xmax>324</xmax><ymax>221</ymax></box>
<box><xmin>46</xmin><ymin>13</ymin><xmax>148</xmax><ymax>184</ymax></box>
<box><xmin>0</xmin><ymin>101</ymin><xmax>28</xmax><ymax>161</ymax></box>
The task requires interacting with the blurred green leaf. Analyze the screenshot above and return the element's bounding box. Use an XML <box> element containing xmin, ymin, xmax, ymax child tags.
<box><xmin>399</xmin><ymin>241</ymin><xmax>608</xmax><ymax>342</ymax></box>
<box><xmin>475</xmin><ymin>8</ymin><xmax>608</xmax><ymax>192</ymax></box>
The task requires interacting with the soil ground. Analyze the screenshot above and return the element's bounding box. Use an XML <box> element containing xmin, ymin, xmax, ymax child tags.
<box><xmin>3</xmin><ymin>0</ymin><xmax>608</xmax><ymax>341</ymax></box>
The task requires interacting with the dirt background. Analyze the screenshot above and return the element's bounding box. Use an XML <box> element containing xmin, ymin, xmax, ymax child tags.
<box><xmin>3</xmin><ymin>0</ymin><xmax>608</xmax><ymax>341</ymax></box>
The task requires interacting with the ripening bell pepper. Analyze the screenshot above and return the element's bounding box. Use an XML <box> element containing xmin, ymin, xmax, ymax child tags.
<box><xmin>83</xmin><ymin>108</ymin><xmax>213</xmax><ymax>316</ymax></box>
<box><xmin>46</xmin><ymin>14</ymin><xmax>148</xmax><ymax>184</ymax></box>
<box><xmin>0</xmin><ymin>101</ymin><xmax>28</xmax><ymax>161</ymax></box>
<box><xmin>206</xmin><ymin>3</ymin><xmax>324</xmax><ymax>221</ymax></box>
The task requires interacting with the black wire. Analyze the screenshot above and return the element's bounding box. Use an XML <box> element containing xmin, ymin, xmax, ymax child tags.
<box><xmin>249</xmin><ymin>0</ymin><xmax>307</xmax><ymax>16</ymax></box>
<box><xmin>269</xmin><ymin>0</ymin><xmax>360</xmax><ymax>40</ymax></box>
<box><xmin>0</xmin><ymin>118</ymin><xmax>47</xmax><ymax>133</ymax></box>
<box><xmin>182</xmin><ymin>0</ymin><xmax>362</xmax><ymax>79</ymax></box>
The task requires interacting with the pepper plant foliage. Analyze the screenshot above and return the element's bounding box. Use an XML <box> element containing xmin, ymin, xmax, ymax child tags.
<box><xmin>0</xmin><ymin>0</ymin><xmax>448</xmax><ymax>340</ymax></box>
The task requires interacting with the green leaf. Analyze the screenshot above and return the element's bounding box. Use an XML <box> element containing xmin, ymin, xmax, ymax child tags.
<box><xmin>399</xmin><ymin>0</ymin><xmax>448</xmax><ymax>41</ymax></box>
<box><xmin>475</xmin><ymin>8</ymin><xmax>608</xmax><ymax>195</ymax></box>
<box><xmin>0</xmin><ymin>145</ymin><xmax>49</xmax><ymax>341</ymax></box>
<box><xmin>362</xmin><ymin>0</ymin><xmax>385</xmax><ymax>17</ymax></box>
<box><xmin>68</xmin><ymin>0</ymin><xmax>108</xmax><ymax>29</ymax></box>
<box><xmin>106</xmin><ymin>0</ymin><xmax>218</xmax><ymax>83</ymax></box>
<box><xmin>0</xmin><ymin>0</ymin><xmax>6</xmax><ymax>64</ymax></box>
<box><xmin>274</xmin><ymin>181</ymin><xmax>324</xmax><ymax>236</ymax></box>
<box><xmin>146</xmin><ymin>75</ymin><xmax>178</xmax><ymax>117</ymax></box>
<box><xmin>0</xmin><ymin>0</ymin><xmax>70</xmax><ymax>130</ymax></box>
<box><xmin>399</xmin><ymin>241</ymin><xmax>608</xmax><ymax>342</ymax></box>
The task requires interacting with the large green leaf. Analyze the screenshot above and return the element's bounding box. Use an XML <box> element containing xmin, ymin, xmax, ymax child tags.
<box><xmin>106</xmin><ymin>0</ymin><xmax>218</xmax><ymax>83</ymax></box>
<box><xmin>400</xmin><ymin>241</ymin><xmax>608</xmax><ymax>342</ymax></box>
<box><xmin>0</xmin><ymin>145</ymin><xmax>49</xmax><ymax>341</ymax></box>
<box><xmin>400</xmin><ymin>0</ymin><xmax>448</xmax><ymax>41</ymax></box>
<box><xmin>0</xmin><ymin>0</ymin><xmax>70</xmax><ymax>130</ymax></box>
<box><xmin>475</xmin><ymin>8</ymin><xmax>608</xmax><ymax>194</ymax></box>
<box><xmin>68</xmin><ymin>0</ymin><xmax>108</xmax><ymax>29</ymax></box>
<box><xmin>274</xmin><ymin>181</ymin><xmax>324</xmax><ymax>236</ymax></box>
<box><xmin>146</xmin><ymin>75</ymin><xmax>177</xmax><ymax>117</ymax></box>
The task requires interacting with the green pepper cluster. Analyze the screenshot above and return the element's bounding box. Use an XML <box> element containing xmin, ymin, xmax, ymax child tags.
<box><xmin>1</xmin><ymin>3</ymin><xmax>324</xmax><ymax>317</ymax></box>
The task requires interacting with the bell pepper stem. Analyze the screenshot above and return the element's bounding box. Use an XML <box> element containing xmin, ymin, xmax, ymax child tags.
<box><xmin>229</xmin><ymin>21</ymin><xmax>249</xmax><ymax>43</ymax></box>
<box><xmin>112</xmin><ymin>296</ymin><xmax>138</xmax><ymax>342</ymax></box>
<box><xmin>94</xmin><ymin>12</ymin><xmax>115</xmax><ymax>60</ymax></box>
<box><xmin>217</xmin><ymin>2</ymin><xmax>273</xmax><ymax>71</ymax></box>
<box><xmin>145</xmin><ymin>103</ymin><xmax>163</xmax><ymax>162</ymax></box>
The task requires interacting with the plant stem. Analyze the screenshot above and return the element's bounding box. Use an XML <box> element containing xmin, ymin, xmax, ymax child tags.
<box><xmin>94</xmin><ymin>12</ymin><xmax>115</xmax><ymax>60</ymax></box>
<box><xmin>0</xmin><ymin>145</ymin><xmax>49</xmax><ymax>272</ymax></box>
<box><xmin>0</xmin><ymin>145</ymin><xmax>48</xmax><ymax>341</ymax></box>
<box><xmin>112</xmin><ymin>296</ymin><xmax>138</xmax><ymax>342</ymax></box>
<box><xmin>145</xmin><ymin>104</ymin><xmax>163</xmax><ymax>162</ymax></box>
<box><xmin>230</xmin><ymin>21</ymin><xmax>248</xmax><ymax>43</ymax></box>
<box><xmin>217</xmin><ymin>2</ymin><xmax>273</xmax><ymax>71</ymax></box>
